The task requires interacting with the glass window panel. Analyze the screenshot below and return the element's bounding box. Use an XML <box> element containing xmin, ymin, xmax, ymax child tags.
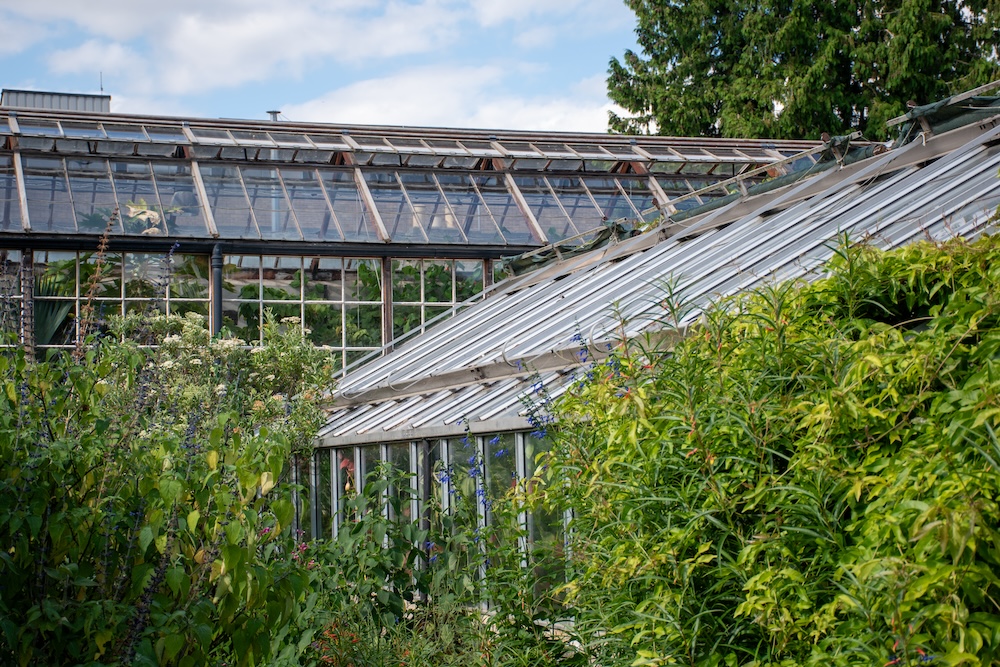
<box><xmin>419</xmin><ymin>441</ymin><xmax>445</xmax><ymax>525</ymax></box>
<box><xmin>307</xmin><ymin>134</ymin><xmax>352</xmax><ymax>151</ymax></box>
<box><xmin>393</xmin><ymin>305</ymin><xmax>421</xmax><ymax>339</ymax></box>
<box><xmin>82</xmin><ymin>251</ymin><xmax>122</xmax><ymax>300</ymax></box>
<box><xmin>524</xmin><ymin>432</ymin><xmax>565</xmax><ymax>592</ymax></box>
<box><xmin>108</xmin><ymin>161</ymin><xmax>167</xmax><ymax>236</ymax></box>
<box><xmin>511</xmin><ymin>158</ymin><xmax>550</xmax><ymax>170</ymax></box>
<box><xmin>224</xmin><ymin>300</ymin><xmax>260</xmax><ymax>342</ymax></box>
<box><xmin>320</xmin><ymin>170</ymin><xmax>379</xmax><ymax>242</ymax></box>
<box><xmin>424</xmin><ymin>305</ymin><xmax>451</xmax><ymax>325</ymax></box>
<box><xmin>360</xmin><ymin>445</ymin><xmax>381</xmax><ymax>493</ymax></box>
<box><xmin>144</xmin><ymin>125</ymin><xmax>188</xmax><ymax>143</ymax></box>
<box><xmin>583</xmin><ymin>176</ymin><xmax>640</xmax><ymax>222</ymax></box>
<box><xmin>345</xmin><ymin>304</ymin><xmax>381</xmax><ymax>347</ymax></box>
<box><xmin>336</xmin><ymin>448</ymin><xmax>357</xmax><ymax>525</ymax></box>
<box><xmin>34</xmin><ymin>251</ymin><xmax>77</xmax><ymax>347</ymax></box>
<box><xmin>456</xmin><ymin>260</ymin><xmax>483</xmax><ymax>301</ymax></box>
<box><xmin>65</xmin><ymin>158</ymin><xmax>119</xmax><ymax>234</ymax></box>
<box><xmin>295</xmin><ymin>455</ymin><xmax>312</xmax><ymax>538</ymax></box>
<box><xmin>304</xmin><ymin>257</ymin><xmax>345</xmax><ymax>301</ymax></box>
<box><xmin>363</xmin><ymin>170</ymin><xmax>424</xmax><ymax>242</ymax></box>
<box><xmin>305</xmin><ymin>302</ymin><xmax>342</xmax><ymax>347</ymax></box>
<box><xmin>448</xmin><ymin>436</ymin><xmax>480</xmax><ymax>532</ymax></box>
<box><xmin>0</xmin><ymin>250</ymin><xmax>20</xmax><ymax>344</ymax></box>
<box><xmin>18</xmin><ymin>120</ymin><xmax>61</xmax><ymax>136</ymax></box>
<box><xmin>398</xmin><ymin>172</ymin><xmax>466</xmax><ymax>243</ymax></box>
<box><xmin>191</xmin><ymin>128</ymin><xmax>235</xmax><ymax>145</ymax></box>
<box><xmin>125</xmin><ymin>253</ymin><xmax>166</xmax><ymax>299</ymax></box>
<box><xmin>243</xmin><ymin>167</ymin><xmax>300</xmax><ymax>241</ymax></box>
<box><xmin>316</xmin><ymin>449</ymin><xmax>333</xmax><ymax>539</ymax></box>
<box><xmin>658</xmin><ymin>177</ymin><xmax>694</xmax><ymax>195</ymax></box>
<box><xmin>345</xmin><ymin>258</ymin><xmax>381</xmax><ymax>302</ymax></box>
<box><xmin>531</xmin><ymin>142</ymin><xmax>577</xmax><ymax>158</ymax></box>
<box><xmin>230</xmin><ymin>130</ymin><xmax>275</xmax><ymax>146</ymax></box>
<box><xmin>435</xmin><ymin>173</ymin><xmax>504</xmax><ymax>245</ymax></box>
<box><xmin>169</xmin><ymin>301</ymin><xmax>208</xmax><ymax>318</ymax></box>
<box><xmin>475</xmin><ymin>175</ymin><xmax>535</xmax><ymax>244</ymax></box>
<box><xmin>512</xmin><ymin>175</ymin><xmax>577</xmax><ymax>241</ymax></box>
<box><xmin>458</xmin><ymin>140</ymin><xmax>501</xmax><ymax>156</ymax></box>
<box><xmin>21</xmin><ymin>157</ymin><xmax>77</xmax><ymax>233</ymax></box>
<box><xmin>280</xmin><ymin>168</ymin><xmax>341</xmax><ymax>241</ymax></box>
<box><xmin>681</xmin><ymin>162</ymin><xmax>715</xmax><ymax>175</ymax></box>
<box><xmin>268</xmin><ymin>132</ymin><xmax>314</xmax><ymax>147</ymax></box>
<box><xmin>0</xmin><ymin>155</ymin><xmax>21</xmax><ymax>232</ymax></box>
<box><xmin>103</xmin><ymin>124</ymin><xmax>148</xmax><ymax>142</ymax></box>
<box><xmin>387</xmin><ymin>443</ymin><xmax>413</xmax><ymax>523</ymax></box>
<box><xmin>61</xmin><ymin>122</ymin><xmax>105</xmax><ymax>139</ymax></box>
<box><xmin>403</xmin><ymin>154</ymin><xmax>443</xmax><ymax>168</ymax></box>
<box><xmin>200</xmin><ymin>165</ymin><xmax>258</xmax><ymax>239</ymax></box>
<box><xmin>423</xmin><ymin>260</ymin><xmax>454</xmax><ymax>303</ymax></box>
<box><xmin>392</xmin><ymin>259</ymin><xmax>421</xmax><ymax>303</ymax></box>
<box><xmin>442</xmin><ymin>156</ymin><xmax>479</xmax><ymax>168</ymax></box>
<box><xmin>485</xmin><ymin>433</ymin><xmax>516</xmax><ymax>524</ymax></box>
<box><xmin>151</xmin><ymin>163</ymin><xmax>208</xmax><ymax>237</ymax></box>
<box><xmin>550</xmin><ymin>176</ymin><xmax>606</xmax><ymax>234</ymax></box>
<box><xmin>170</xmin><ymin>254</ymin><xmax>209</xmax><ymax>300</ymax></box>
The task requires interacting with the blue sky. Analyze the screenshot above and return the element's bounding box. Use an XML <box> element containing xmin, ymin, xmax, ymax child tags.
<box><xmin>0</xmin><ymin>1</ymin><xmax>639</xmax><ymax>132</ymax></box>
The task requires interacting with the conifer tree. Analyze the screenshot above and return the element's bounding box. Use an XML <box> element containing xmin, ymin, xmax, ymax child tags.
<box><xmin>609</xmin><ymin>0</ymin><xmax>1000</xmax><ymax>140</ymax></box>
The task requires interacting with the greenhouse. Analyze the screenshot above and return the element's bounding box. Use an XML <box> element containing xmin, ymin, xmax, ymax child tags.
<box><xmin>311</xmin><ymin>91</ymin><xmax>1000</xmax><ymax>541</ymax></box>
<box><xmin>0</xmin><ymin>89</ymin><xmax>815</xmax><ymax>364</ymax></box>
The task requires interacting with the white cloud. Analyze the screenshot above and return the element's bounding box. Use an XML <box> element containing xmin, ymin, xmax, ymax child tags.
<box><xmin>282</xmin><ymin>64</ymin><xmax>617</xmax><ymax>132</ymax></box>
<box><xmin>0</xmin><ymin>15</ymin><xmax>49</xmax><ymax>54</ymax></box>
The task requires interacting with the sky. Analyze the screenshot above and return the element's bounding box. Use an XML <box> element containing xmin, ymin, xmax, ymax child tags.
<box><xmin>0</xmin><ymin>1</ymin><xmax>639</xmax><ymax>133</ymax></box>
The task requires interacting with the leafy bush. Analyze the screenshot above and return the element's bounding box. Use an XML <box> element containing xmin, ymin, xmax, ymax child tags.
<box><xmin>545</xmin><ymin>235</ymin><xmax>1000</xmax><ymax>666</ymax></box>
<box><xmin>0</xmin><ymin>313</ymin><xmax>332</xmax><ymax>666</ymax></box>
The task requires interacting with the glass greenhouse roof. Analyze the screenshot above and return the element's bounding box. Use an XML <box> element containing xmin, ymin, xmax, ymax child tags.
<box><xmin>0</xmin><ymin>107</ymin><xmax>817</xmax><ymax>247</ymax></box>
<box><xmin>320</xmin><ymin>112</ymin><xmax>1000</xmax><ymax>445</ymax></box>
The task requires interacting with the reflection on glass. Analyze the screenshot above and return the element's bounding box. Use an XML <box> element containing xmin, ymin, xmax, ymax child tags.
<box><xmin>152</xmin><ymin>163</ymin><xmax>207</xmax><ymax>236</ymax></box>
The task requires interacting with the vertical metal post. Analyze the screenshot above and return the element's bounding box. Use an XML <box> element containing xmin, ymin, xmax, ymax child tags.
<box><xmin>211</xmin><ymin>245</ymin><xmax>223</xmax><ymax>336</ymax></box>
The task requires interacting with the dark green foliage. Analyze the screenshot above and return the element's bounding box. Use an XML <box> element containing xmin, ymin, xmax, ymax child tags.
<box><xmin>609</xmin><ymin>0</ymin><xmax>1000</xmax><ymax>140</ymax></box>
<box><xmin>0</xmin><ymin>314</ymin><xmax>330</xmax><ymax>666</ymax></box>
<box><xmin>545</xmin><ymin>235</ymin><xmax>1000</xmax><ymax>665</ymax></box>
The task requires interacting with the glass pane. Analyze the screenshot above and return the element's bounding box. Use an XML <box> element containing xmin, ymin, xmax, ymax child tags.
<box><xmin>224</xmin><ymin>300</ymin><xmax>260</xmax><ymax>342</ymax></box>
<box><xmin>170</xmin><ymin>254</ymin><xmax>209</xmax><ymax>300</ymax></box>
<box><xmin>448</xmin><ymin>437</ymin><xmax>480</xmax><ymax>532</ymax></box>
<box><xmin>392</xmin><ymin>305</ymin><xmax>421</xmax><ymax>339</ymax></box>
<box><xmin>320</xmin><ymin>170</ymin><xmax>379</xmax><ymax>242</ymax></box>
<box><xmin>82</xmin><ymin>251</ymin><xmax>122</xmax><ymax>300</ymax></box>
<box><xmin>436</xmin><ymin>174</ymin><xmax>504</xmax><ymax>244</ymax></box>
<box><xmin>363</xmin><ymin>170</ymin><xmax>425</xmax><ymax>242</ymax></box>
<box><xmin>149</xmin><ymin>163</ymin><xmax>208</xmax><ymax>237</ymax></box>
<box><xmin>108</xmin><ymin>161</ymin><xmax>167</xmax><ymax>236</ymax></box>
<box><xmin>169</xmin><ymin>301</ymin><xmax>208</xmax><ymax>317</ymax></box>
<box><xmin>281</xmin><ymin>168</ymin><xmax>341</xmax><ymax>241</ymax></box>
<box><xmin>336</xmin><ymin>448</ymin><xmax>357</xmax><ymax>525</ymax></box>
<box><xmin>316</xmin><ymin>450</ymin><xmax>333</xmax><ymax>540</ymax></box>
<box><xmin>387</xmin><ymin>443</ymin><xmax>413</xmax><ymax>523</ymax></box>
<box><xmin>261</xmin><ymin>255</ymin><xmax>301</xmax><ymax>302</ymax></box>
<box><xmin>392</xmin><ymin>259</ymin><xmax>421</xmax><ymax>302</ymax></box>
<box><xmin>420</xmin><ymin>440</ymin><xmax>445</xmax><ymax>525</ymax></box>
<box><xmin>21</xmin><ymin>157</ymin><xmax>76</xmax><ymax>233</ymax></box>
<box><xmin>0</xmin><ymin>155</ymin><xmax>21</xmax><ymax>232</ymax></box>
<box><xmin>456</xmin><ymin>260</ymin><xmax>483</xmax><ymax>301</ymax></box>
<box><xmin>199</xmin><ymin>165</ymin><xmax>258</xmax><ymax>239</ymax></box>
<box><xmin>475</xmin><ymin>175</ymin><xmax>535</xmax><ymax>244</ymax></box>
<box><xmin>295</xmin><ymin>456</ymin><xmax>312</xmax><ymax>539</ymax></box>
<box><xmin>125</xmin><ymin>253</ymin><xmax>166</xmax><ymax>299</ymax></box>
<box><xmin>304</xmin><ymin>257</ymin><xmax>344</xmax><ymax>301</ymax></box>
<box><xmin>524</xmin><ymin>432</ymin><xmax>565</xmax><ymax>593</ymax></box>
<box><xmin>360</xmin><ymin>445</ymin><xmax>381</xmax><ymax>494</ymax></box>
<box><xmin>513</xmin><ymin>175</ymin><xmax>577</xmax><ymax>241</ymax></box>
<box><xmin>305</xmin><ymin>302</ymin><xmax>342</xmax><ymax>347</ymax></box>
<box><xmin>345</xmin><ymin>258</ymin><xmax>381</xmax><ymax>302</ymax></box>
<box><xmin>398</xmin><ymin>172</ymin><xmax>466</xmax><ymax>243</ymax></box>
<box><xmin>34</xmin><ymin>251</ymin><xmax>77</xmax><ymax>346</ymax></box>
<box><xmin>0</xmin><ymin>250</ymin><xmax>22</xmax><ymax>344</ymax></box>
<box><xmin>345</xmin><ymin>304</ymin><xmax>381</xmax><ymax>347</ymax></box>
<box><xmin>65</xmin><ymin>158</ymin><xmax>120</xmax><ymax>234</ymax></box>
<box><xmin>423</xmin><ymin>260</ymin><xmax>453</xmax><ymax>303</ymax></box>
<box><xmin>485</xmin><ymin>433</ymin><xmax>516</xmax><ymax>524</ymax></box>
<box><xmin>242</xmin><ymin>167</ymin><xmax>300</xmax><ymax>240</ymax></box>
